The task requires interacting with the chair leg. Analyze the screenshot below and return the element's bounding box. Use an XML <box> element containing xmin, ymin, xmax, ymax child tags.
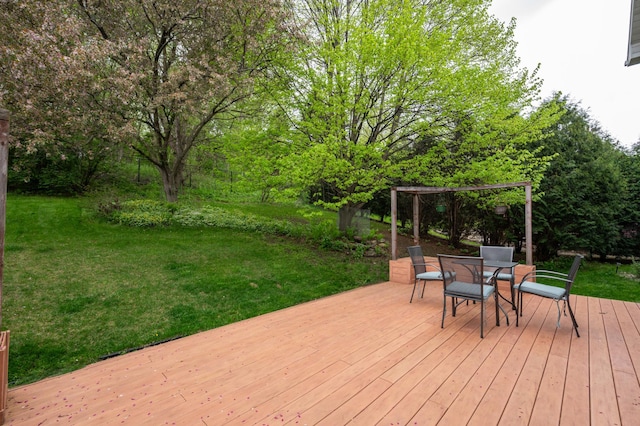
<box><xmin>420</xmin><ymin>280</ymin><xmax>427</xmax><ymax>298</ymax></box>
<box><xmin>516</xmin><ymin>290</ymin><xmax>521</xmax><ymax>327</ymax></box>
<box><xmin>494</xmin><ymin>290</ymin><xmax>500</xmax><ymax>327</ymax></box>
<box><xmin>555</xmin><ymin>300</ymin><xmax>562</xmax><ymax>328</ymax></box>
<box><xmin>480</xmin><ymin>299</ymin><xmax>484</xmax><ymax>338</ymax></box>
<box><xmin>410</xmin><ymin>280</ymin><xmax>418</xmax><ymax>303</ymax></box>
<box><xmin>566</xmin><ymin>299</ymin><xmax>580</xmax><ymax>338</ymax></box>
<box><xmin>441</xmin><ymin>294</ymin><xmax>447</xmax><ymax>328</ymax></box>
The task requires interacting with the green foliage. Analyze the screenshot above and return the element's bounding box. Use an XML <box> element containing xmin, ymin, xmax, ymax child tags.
<box><xmin>530</xmin><ymin>94</ymin><xmax>628</xmax><ymax>260</ymax></box>
<box><xmin>632</xmin><ymin>258</ymin><xmax>640</xmax><ymax>278</ymax></box>
<box><xmin>172</xmin><ymin>206</ymin><xmax>300</xmax><ymax>237</ymax></box>
<box><xmin>99</xmin><ymin>197</ymin><xmax>386</xmax><ymax>258</ymax></box>
<box><xmin>8</xmin><ymin>139</ymin><xmax>120</xmax><ymax>195</ymax></box>
<box><xmin>617</xmin><ymin>144</ymin><xmax>640</xmax><ymax>256</ymax></box>
<box><xmin>277</xmin><ymin>0</ymin><xmax>557</xmax><ymax>232</ymax></box>
<box><xmin>111</xmin><ymin>200</ymin><xmax>175</xmax><ymax>227</ymax></box>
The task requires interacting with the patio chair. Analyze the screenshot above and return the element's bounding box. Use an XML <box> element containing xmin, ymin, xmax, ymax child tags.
<box><xmin>407</xmin><ymin>246</ymin><xmax>442</xmax><ymax>303</ymax></box>
<box><xmin>438</xmin><ymin>254</ymin><xmax>500</xmax><ymax>338</ymax></box>
<box><xmin>480</xmin><ymin>246</ymin><xmax>515</xmax><ymax>306</ymax></box>
<box><xmin>514</xmin><ymin>255</ymin><xmax>583</xmax><ymax>337</ymax></box>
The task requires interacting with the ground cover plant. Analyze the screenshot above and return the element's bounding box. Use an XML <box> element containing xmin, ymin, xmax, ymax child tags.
<box><xmin>3</xmin><ymin>196</ymin><xmax>388</xmax><ymax>386</ymax></box>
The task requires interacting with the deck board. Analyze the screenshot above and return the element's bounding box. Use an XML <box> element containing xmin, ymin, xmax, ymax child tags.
<box><xmin>588</xmin><ymin>297</ymin><xmax>622</xmax><ymax>426</ymax></box>
<box><xmin>6</xmin><ymin>281</ymin><xmax>640</xmax><ymax>425</ymax></box>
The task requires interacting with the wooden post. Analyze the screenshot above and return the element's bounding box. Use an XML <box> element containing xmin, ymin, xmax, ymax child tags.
<box><xmin>0</xmin><ymin>108</ymin><xmax>10</xmax><ymax>424</ymax></box>
<box><xmin>412</xmin><ymin>193</ymin><xmax>419</xmax><ymax>245</ymax></box>
<box><xmin>391</xmin><ymin>188</ymin><xmax>397</xmax><ymax>260</ymax></box>
<box><xmin>525</xmin><ymin>183</ymin><xmax>533</xmax><ymax>265</ymax></box>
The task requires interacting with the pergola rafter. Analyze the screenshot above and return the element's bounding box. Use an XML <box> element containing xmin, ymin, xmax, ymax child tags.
<box><xmin>390</xmin><ymin>181</ymin><xmax>533</xmax><ymax>265</ymax></box>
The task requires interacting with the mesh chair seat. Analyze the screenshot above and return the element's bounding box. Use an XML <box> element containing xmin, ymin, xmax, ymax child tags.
<box><xmin>416</xmin><ymin>271</ymin><xmax>443</xmax><ymax>280</ymax></box>
<box><xmin>445</xmin><ymin>281</ymin><xmax>495</xmax><ymax>299</ymax></box>
<box><xmin>515</xmin><ymin>281</ymin><xmax>565</xmax><ymax>299</ymax></box>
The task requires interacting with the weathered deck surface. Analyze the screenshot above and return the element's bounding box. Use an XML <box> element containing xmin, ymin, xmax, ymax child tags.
<box><xmin>6</xmin><ymin>280</ymin><xmax>640</xmax><ymax>425</ymax></box>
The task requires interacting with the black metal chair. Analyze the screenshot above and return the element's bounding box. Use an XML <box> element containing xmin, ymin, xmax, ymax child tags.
<box><xmin>407</xmin><ymin>246</ymin><xmax>442</xmax><ymax>303</ymax></box>
<box><xmin>438</xmin><ymin>254</ymin><xmax>505</xmax><ymax>338</ymax></box>
<box><xmin>480</xmin><ymin>246</ymin><xmax>515</xmax><ymax>307</ymax></box>
<box><xmin>514</xmin><ymin>255</ymin><xmax>583</xmax><ymax>337</ymax></box>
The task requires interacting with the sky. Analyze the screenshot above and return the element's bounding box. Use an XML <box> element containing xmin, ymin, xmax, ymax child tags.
<box><xmin>489</xmin><ymin>0</ymin><xmax>640</xmax><ymax>148</ymax></box>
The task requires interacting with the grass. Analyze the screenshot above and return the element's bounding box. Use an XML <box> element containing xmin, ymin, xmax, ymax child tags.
<box><xmin>2</xmin><ymin>195</ymin><xmax>388</xmax><ymax>386</ymax></box>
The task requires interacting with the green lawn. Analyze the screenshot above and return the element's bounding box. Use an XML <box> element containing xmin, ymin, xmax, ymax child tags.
<box><xmin>2</xmin><ymin>196</ymin><xmax>387</xmax><ymax>386</ymax></box>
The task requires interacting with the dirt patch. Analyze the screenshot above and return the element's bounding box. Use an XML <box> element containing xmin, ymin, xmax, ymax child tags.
<box><xmin>382</xmin><ymin>231</ymin><xmax>478</xmax><ymax>258</ymax></box>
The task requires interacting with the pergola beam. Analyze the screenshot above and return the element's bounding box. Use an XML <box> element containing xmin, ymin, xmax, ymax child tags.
<box><xmin>390</xmin><ymin>182</ymin><xmax>533</xmax><ymax>265</ymax></box>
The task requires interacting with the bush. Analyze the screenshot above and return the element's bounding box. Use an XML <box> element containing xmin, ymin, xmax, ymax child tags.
<box><xmin>632</xmin><ymin>257</ymin><xmax>640</xmax><ymax>279</ymax></box>
<box><xmin>111</xmin><ymin>200</ymin><xmax>173</xmax><ymax>227</ymax></box>
<box><xmin>172</xmin><ymin>206</ymin><xmax>300</xmax><ymax>236</ymax></box>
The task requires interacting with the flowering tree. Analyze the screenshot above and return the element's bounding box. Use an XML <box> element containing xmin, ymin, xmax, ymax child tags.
<box><xmin>0</xmin><ymin>1</ymin><xmax>126</xmax><ymax>190</ymax></box>
<box><xmin>1</xmin><ymin>0</ymin><xmax>289</xmax><ymax>200</ymax></box>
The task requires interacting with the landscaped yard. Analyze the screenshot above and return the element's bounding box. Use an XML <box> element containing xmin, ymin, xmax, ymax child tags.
<box><xmin>2</xmin><ymin>195</ymin><xmax>638</xmax><ymax>388</ymax></box>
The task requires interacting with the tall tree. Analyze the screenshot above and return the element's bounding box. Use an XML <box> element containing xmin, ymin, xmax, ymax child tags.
<box><xmin>531</xmin><ymin>94</ymin><xmax>626</xmax><ymax>261</ymax></box>
<box><xmin>617</xmin><ymin>142</ymin><xmax>640</xmax><ymax>256</ymax></box>
<box><xmin>1</xmin><ymin>0</ymin><xmax>290</xmax><ymax>201</ymax></box>
<box><xmin>0</xmin><ymin>1</ymin><xmax>126</xmax><ymax>191</ymax></box>
<box><xmin>278</xmin><ymin>0</ymin><xmax>556</xmax><ymax>231</ymax></box>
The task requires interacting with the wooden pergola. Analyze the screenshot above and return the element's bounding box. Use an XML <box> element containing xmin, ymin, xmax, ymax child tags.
<box><xmin>390</xmin><ymin>181</ymin><xmax>533</xmax><ymax>264</ymax></box>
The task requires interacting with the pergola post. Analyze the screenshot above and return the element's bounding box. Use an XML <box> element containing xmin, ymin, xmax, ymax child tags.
<box><xmin>525</xmin><ymin>183</ymin><xmax>533</xmax><ymax>265</ymax></box>
<box><xmin>412</xmin><ymin>193</ymin><xmax>419</xmax><ymax>245</ymax></box>
<box><xmin>391</xmin><ymin>187</ymin><xmax>398</xmax><ymax>260</ymax></box>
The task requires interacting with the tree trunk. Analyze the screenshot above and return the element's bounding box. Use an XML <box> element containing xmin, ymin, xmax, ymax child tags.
<box><xmin>159</xmin><ymin>165</ymin><xmax>181</xmax><ymax>203</ymax></box>
<box><xmin>338</xmin><ymin>203</ymin><xmax>363</xmax><ymax>232</ymax></box>
<box><xmin>447</xmin><ymin>195</ymin><xmax>462</xmax><ymax>248</ymax></box>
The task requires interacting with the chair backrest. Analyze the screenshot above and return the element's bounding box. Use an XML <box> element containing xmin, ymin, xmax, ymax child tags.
<box><xmin>479</xmin><ymin>246</ymin><xmax>513</xmax><ymax>262</ymax></box>
<box><xmin>407</xmin><ymin>246</ymin><xmax>426</xmax><ymax>275</ymax></box>
<box><xmin>438</xmin><ymin>254</ymin><xmax>484</xmax><ymax>287</ymax></box>
<box><xmin>565</xmin><ymin>255</ymin><xmax>584</xmax><ymax>295</ymax></box>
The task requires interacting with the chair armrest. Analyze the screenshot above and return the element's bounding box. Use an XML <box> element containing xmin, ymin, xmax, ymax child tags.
<box><xmin>413</xmin><ymin>262</ymin><xmax>441</xmax><ymax>272</ymax></box>
<box><xmin>520</xmin><ymin>269</ymin><xmax>567</xmax><ymax>281</ymax></box>
<box><xmin>518</xmin><ymin>272</ymin><xmax>571</xmax><ymax>286</ymax></box>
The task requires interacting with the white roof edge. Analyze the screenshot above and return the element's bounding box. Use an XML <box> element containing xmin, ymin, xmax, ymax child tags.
<box><xmin>626</xmin><ymin>0</ymin><xmax>640</xmax><ymax>66</ymax></box>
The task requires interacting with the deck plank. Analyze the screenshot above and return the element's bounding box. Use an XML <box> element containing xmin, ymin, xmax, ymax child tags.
<box><xmin>602</xmin><ymin>299</ymin><xmax>640</xmax><ymax>424</ymax></box>
<box><xmin>528</xmin><ymin>300</ymin><xmax>575</xmax><ymax>426</ymax></box>
<box><xmin>588</xmin><ymin>297</ymin><xmax>622</xmax><ymax>426</ymax></box>
<box><xmin>560</xmin><ymin>295</ymin><xmax>591</xmax><ymax>426</ymax></box>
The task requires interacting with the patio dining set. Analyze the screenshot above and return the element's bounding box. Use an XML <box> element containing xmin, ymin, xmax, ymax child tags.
<box><xmin>407</xmin><ymin>245</ymin><xmax>583</xmax><ymax>338</ymax></box>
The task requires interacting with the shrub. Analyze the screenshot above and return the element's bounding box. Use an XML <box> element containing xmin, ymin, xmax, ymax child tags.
<box><xmin>632</xmin><ymin>257</ymin><xmax>640</xmax><ymax>279</ymax></box>
<box><xmin>111</xmin><ymin>200</ymin><xmax>173</xmax><ymax>227</ymax></box>
<box><xmin>172</xmin><ymin>206</ymin><xmax>298</xmax><ymax>236</ymax></box>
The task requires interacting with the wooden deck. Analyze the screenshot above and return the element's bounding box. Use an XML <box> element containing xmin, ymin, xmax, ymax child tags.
<box><xmin>6</xmin><ymin>280</ymin><xmax>640</xmax><ymax>425</ymax></box>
